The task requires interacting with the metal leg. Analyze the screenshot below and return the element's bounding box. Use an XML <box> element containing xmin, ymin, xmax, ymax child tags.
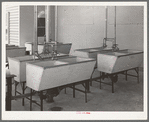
<box><xmin>22</xmin><ymin>82</ymin><xmax>25</xmax><ymax>106</ymax></box>
<box><xmin>85</xmin><ymin>82</ymin><xmax>87</xmax><ymax>103</ymax></box>
<box><xmin>90</xmin><ymin>81</ymin><xmax>92</xmax><ymax>86</ymax></box>
<box><xmin>40</xmin><ymin>91</ymin><xmax>43</xmax><ymax>111</ymax></box>
<box><xmin>65</xmin><ymin>88</ymin><xmax>66</xmax><ymax>94</ymax></box>
<box><xmin>100</xmin><ymin>72</ymin><xmax>102</xmax><ymax>89</ymax></box>
<box><xmin>15</xmin><ymin>81</ymin><xmax>17</xmax><ymax>96</ymax></box>
<box><xmin>30</xmin><ymin>89</ymin><xmax>32</xmax><ymax>111</ymax></box>
<box><xmin>90</xmin><ymin>68</ymin><xmax>95</xmax><ymax>86</ymax></box>
<box><xmin>112</xmin><ymin>80</ymin><xmax>114</xmax><ymax>93</ymax></box>
<box><xmin>86</xmin><ymin>80</ymin><xmax>90</xmax><ymax>92</ymax></box>
<box><xmin>137</xmin><ymin>67</ymin><xmax>139</xmax><ymax>83</ymax></box>
<box><xmin>125</xmin><ymin>70</ymin><xmax>127</xmax><ymax>81</ymax></box>
<box><xmin>73</xmin><ymin>85</ymin><xmax>75</xmax><ymax>98</ymax></box>
<box><xmin>6</xmin><ymin>77</ymin><xmax>12</xmax><ymax>111</ymax></box>
<box><xmin>134</xmin><ymin>67</ymin><xmax>139</xmax><ymax>83</ymax></box>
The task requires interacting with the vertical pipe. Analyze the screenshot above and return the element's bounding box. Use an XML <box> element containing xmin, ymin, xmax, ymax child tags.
<box><xmin>45</xmin><ymin>6</ymin><xmax>51</xmax><ymax>42</ymax></box>
<box><xmin>103</xmin><ymin>6</ymin><xmax>108</xmax><ymax>47</ymax></box>
<box><xmin>33</xmin><ymin>6</ymin><xmax>38</xmax><ymax>54</ymax></box>
<box><xmin>105</xmin><ymin>6</ymin><xmax>108</xmax><ymax>39</ymax></box>
<box><xmin>55</xmin><ymin>6</ymin><xmax>58</xmax><ymax>42</ymax></box>
<box><xmin>114</xmin><ymin>6</ymin><xmax>116</xmax><ymax>45</ymax></box>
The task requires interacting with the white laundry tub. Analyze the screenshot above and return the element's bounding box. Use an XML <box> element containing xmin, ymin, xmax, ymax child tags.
<box><xmin>26</xmin><ymin>57</ymin><xmax>96</xmax><ymax>91</ymax></box>
<box><xmin>97</xmin><ymin>49</ymin><xmax>143</xmax><ymax>74</ymax></box>
<box><xmin>8</xmin><ymin>53</ymin><xmax>69</xmax><ymax>82</ymax></box>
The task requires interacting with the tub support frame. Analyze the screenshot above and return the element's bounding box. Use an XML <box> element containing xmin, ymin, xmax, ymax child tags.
<box><xmin>14</xmin><ymin>81</ymin><xmax>27</xmax><ymax>106</ymax></box>
<box><xmin>7</xmin><ymin>79</ymin><xmax>90</xmax><ymax>111</ymax></box>
<box><xmin>29</xmin><ymin>79</ymin><xmax>90</xmax><ymax>111</ymax></box>
<box><xmin>91</xmin><ymin>67</ymin><xmax>140</xmax><ymax>93</ymax></box>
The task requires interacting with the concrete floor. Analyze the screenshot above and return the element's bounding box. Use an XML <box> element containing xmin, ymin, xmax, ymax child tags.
<box><xmin>11</xmin><ymin>69</ymin><xmax>143</xmax><ymax>111</ymax></box>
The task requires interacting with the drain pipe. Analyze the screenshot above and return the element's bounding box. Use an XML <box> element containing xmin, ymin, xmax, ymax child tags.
<box><xmin>103</xmin><ymin>6</ymin><xmax>108</xmax><ymax>47</ymax></box>
<box><xmin>45</xmin><ymin>6</ymin><xmax>52</xmax><ymax>43</ymax></box>
<box><xmin>112</xmin><ymin>6</ymin><xmax>119</xmax><ymax>51</ymax></box>
<box><xmin>113</xmin><ymin>6</ymin><xmax>116</xmax><ymax>46</ymax></box>
<box><xmin>55</xmin><ymin>6</ymin><xmax>58</xmax><ymax>42</ymax></box>
<box><xmin>33</xmin><ymin>6</ymin><xmax>38</xmax><ymax>54</ymax></box>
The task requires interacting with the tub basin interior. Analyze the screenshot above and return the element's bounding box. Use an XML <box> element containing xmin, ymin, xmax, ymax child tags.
<box><xmin>88</xmin><ymin>48</ymin><xmax>103</xmax><ymax>52</ymax></box>
<box><xmin>12</xmin><ymin>53</ymin><xmax>68</xmax><ymax>62</ymax></box>
<box><xmin>6</xmin><ymin>45</ymin><xmax>16</xmax><ymax>47</ymax></box>
<box><xmin>13</xmin><ymin>55</ymin><xmax>36</xmax><ymax>61</ymax></box>
<box><xmin>59</xmin><ymin>57</ymin><xmax>94</xmax><ymax>64</ymax></box>
<box><xmin>117</xmin><ymin>49</ymin><xmax>142</xmax><ymax>54</ymax></box>
<box><xmin>98</xmin><ymin>50</ymin><xmax>113</xmax><ymax>54</ymax></box>
<box><xmin>104</xmin><ymin>52</ymin><xmax>127</xmax><ymax>56</ymax></box>
<box><xmin>6</xmin><ymin>46</ymin><xmax>19</xmax><ymax>49</ymax></box>
<box><xmin>32</xmin><ymin>60</ymin><xmax>68</xmax><ymax>68</ymax></box>
<box><xmin>112</xmin><ymin>52</ymin><xmax>127</xmax><ymax>56</ymax></box>
<box><xmin>35</xmin><ymin>53</ymin><xmax>68</xmax><ymax>59</ymax></box>
<box><xmin>89</xmin><ymin>49</ymin><xmax>99</xmax><ymax>52</ymax></box>
<box><xmin>31</xmin><ymin>57</ymin><xmax>94</xmax><ymax>67</ymax></box>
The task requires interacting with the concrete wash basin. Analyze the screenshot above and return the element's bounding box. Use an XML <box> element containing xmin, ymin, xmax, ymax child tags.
<box><xmin>8</xmin><ymin>53</ymin><xmax>69</xmax><ymax>82</ymax></box>
<box><xmin>74</xmin><ymin>47</ymin><xmax>112</xmax><ymax>60</ymax></box>
<box><xmin>73</xmin><ymin>47</ymin><xmax>113</xmax><ymax>68</ymax></box>
<box><xmin>97</xmin><ymin>49</ymin><xmax>143</xmax><ymax>74</ymax></box>
<box><xmin>26</xmin><ymin>57</ymin><xmax>96</xmax><ymax>91</ymax></box>
<box><xmin>32</xmin><ymin>60</ymin><xmax>68</xmax><ymax>67</ymax></box>
<box><xmin>6</xmin><ymin>46</ymin><xmax>26</xmax><ymax>62</ymax></box>
<box><xmin>58</xmin><ymin>57</ymin><xmax>94</xmax><ymax>63</ymax></box>
<box><xmin>25</xmin><ymin>42</ymin><xmax>72</xmax><ymax>55</ymax></box>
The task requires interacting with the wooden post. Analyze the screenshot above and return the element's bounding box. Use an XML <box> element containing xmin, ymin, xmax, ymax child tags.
<box><xmin>6</xmin><ymin>75</ymin><xmax>15</xmax><ymax>111</ymax></box>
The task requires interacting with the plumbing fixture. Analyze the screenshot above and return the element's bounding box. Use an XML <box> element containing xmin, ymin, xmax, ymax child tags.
<box><xmin>33</xmin><ymin>41</ymin><xmax>60</xmax><ymax>60</ymax></box>
<box><xmin>112</xmin><ymin>44</ymin><xmax>119</xmax><ymax>52</ymax></box>
<box><xmin>34</xmin><ymin>51</ymin><xmax>43</xmax><ymax>60</ymax></box>
<box><xmin>42</xmin><ymin>42</ymin><xmax>51</xmax><ymax>55</ymax></box>
<box><xmin>51</xmin><ymin>41</ymin><xmax>59</xmax><ymax>60</ymax></box>
<box><xmin>103</xmin><ymin>6</ymin><xmax>119</xmax><ymax>52</ymax></box>
<box><xmin>103</xmin><ymin>38</ymin><xmax>119</xmax><ymax>52</ymax></box>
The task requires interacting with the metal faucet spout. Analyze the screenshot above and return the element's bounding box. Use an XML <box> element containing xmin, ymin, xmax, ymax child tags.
<box><xmin>51</xmin><ymin>42</ymin><xmax>58</xmax><ymax>60</ymax></box>
<box><xmin>34</xmin><ymin>51</ymin><xmax>43</xmax><ymax>60</ymax></box>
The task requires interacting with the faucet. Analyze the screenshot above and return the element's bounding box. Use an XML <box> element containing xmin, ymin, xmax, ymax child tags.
<box><xmin>33</xmin><ymin>41</ymin><xmax>59</xmax><ymax>60</ymax></box>
<box><xmin>34</xmin><ymin>51</ymin><xmax>43</xmax><ymax>60</ymax></box>
<box><xmin>51</xmin><ymin>42</ymin><xmax>58</xmax><ymax>60</ymax></box>
<box><xmin>103</xmin><ymin>38</ymin><xmax>119</xmax><ymax>52</ymax></box>
<box><xmin>103</xmin><ymin>38</ymin><xmax>107</xmax><ymax>48</ymax></box>
<box><xmin>112</xmin><ymin>44</ymin><xmax>119</xmax><ymax>52</ymax></box>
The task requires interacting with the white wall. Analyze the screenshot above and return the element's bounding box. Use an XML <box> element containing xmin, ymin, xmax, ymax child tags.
<box><xmin>57</xmin><ymin>6</ymin><xmax>143</xmax><ymax>55</ymax></box>
<box><xmin>20</xmin><ymin>6</ymin><xmax>34</xmax><ymax>46</ymax></box>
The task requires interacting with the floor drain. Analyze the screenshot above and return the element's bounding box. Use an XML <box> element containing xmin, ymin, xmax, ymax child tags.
<box><xmin>50</xmin><ymin>107</ymin><xmax>63</xmax><ymax>111</ymax></box>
